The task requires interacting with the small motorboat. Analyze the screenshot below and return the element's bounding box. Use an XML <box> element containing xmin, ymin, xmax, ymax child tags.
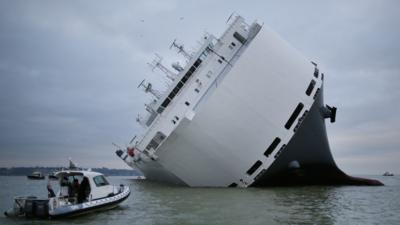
<box><xmin>383</xmin><ymin>172</ymin><xmax>394</xmax><ymax>176</ymax></box>
<box><xmin>27</xmin><ymin>171</ymin><xmax>45</xmax><ymax>180</ymax></box>
<box><xmin>5</xmin><ymin>164</ymin><xmax>130</xmax><ymax>219</ymax></box>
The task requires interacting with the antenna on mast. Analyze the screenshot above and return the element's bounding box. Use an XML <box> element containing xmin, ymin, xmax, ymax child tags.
<box><xmin>137</xmin><ymin>79</ymin><xmax>162</xmax><ymax>99</ymax></box>
<box><xmin>170</xmin><ymin>39</ymin><xmax>192</xmax><ymax>60</ymax></box>
<box><xmin>147</xmin><ymin>54</ymin><xmax>177</xmax><ymax>81</ymax></box>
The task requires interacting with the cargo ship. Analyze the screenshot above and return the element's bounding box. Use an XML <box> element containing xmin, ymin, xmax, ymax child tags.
<box><xmin>116</xmin><ymin>15</ymin><xmax>382</xmax><ymax>187</ymax></box>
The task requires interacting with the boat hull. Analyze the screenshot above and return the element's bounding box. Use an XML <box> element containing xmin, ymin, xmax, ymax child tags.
<box><xmin>4</xmin><ymin>186</ymin><xmax>130</xmax><ymax>219</ymax></box>
<box><xmin>251</xmin><ymin>86</ymin><xmax>382</xmax><ymax>186</ymax></box>
<box><xmin>27</xmin><ymin>176</ymin><xmax>45</xmax><ymax>180</ymax></box>
<box><xmin>49</xmin><ymin>186</ymin><xmax>130</xmax><ymax>218</ymax></box>
<box><xmin>119</xmin><ymin>17</ymin><xmax>382</xmax><ymax>187</ymax></box>
<box><xmin>127</xmin><ymin>87</ymin><xmax>383</xmax><ymax>187</ymax></box>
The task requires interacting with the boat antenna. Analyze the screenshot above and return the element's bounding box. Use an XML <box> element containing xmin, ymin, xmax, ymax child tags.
<box><xmin>68</xmin><ymin>157</ymin><xmax>78</xmax><ymax>170</ymax></box>
<box><xmin>147</xmin><ymin>54</ymin><xmax>177</xmax><ymax>81</ymax></box>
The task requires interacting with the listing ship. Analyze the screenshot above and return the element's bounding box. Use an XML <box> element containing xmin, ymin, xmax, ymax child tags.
<box><xmin>116</xmin><ymin>15</ymin><xmax>382</xmax><ymax>187</ymax></box>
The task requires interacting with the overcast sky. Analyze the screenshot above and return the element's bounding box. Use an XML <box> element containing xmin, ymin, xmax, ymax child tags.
<box><xmin>0</xmin><ymin>0</ymin><xmax>399</xmax><ymax>174</ymax></box>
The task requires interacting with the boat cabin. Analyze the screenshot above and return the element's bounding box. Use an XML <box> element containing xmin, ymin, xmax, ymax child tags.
<box><xmin>27</xmin><ymin>171</ymin><xmax>45</xmax><ymax>179</ymax></box>
<box><xmin>53</xmin><ymin>170</ymin><xmax>114</xmax><ymax>205</ymax></box>
<box><xmin>32</xmin><ymin>171</ymin><xmax>43</xmax><ymax>177</ymax></box>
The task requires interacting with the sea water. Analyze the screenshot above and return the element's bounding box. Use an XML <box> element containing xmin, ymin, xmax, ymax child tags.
<box><xmin>0</xmin><ymin>175</ymin><xmax>399</xmax><ymax>225</ymax></box>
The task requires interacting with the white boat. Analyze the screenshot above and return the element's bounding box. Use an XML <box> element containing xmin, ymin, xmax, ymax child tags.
<box><xmin>383</xmin><ymin>172</ymin><xmax>394</xmax><ymax>176</ymax></box>
<box><xmin>115</xmin><ymin>15</ymin><xmax>382</xmax><ymax>187</ymax></box>
<box><xmin>27</xmin><ymin>171</ymin><xmax>45</xmax><ymax>180</ymax></box>
<box><xmin>4</xmin><ymin>167</ymin><xmax>130</xmax><ymax>219</ymax></box>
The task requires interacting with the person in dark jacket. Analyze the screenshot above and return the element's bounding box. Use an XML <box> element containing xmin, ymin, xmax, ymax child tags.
<box><xmin>77</xmin><ymin>177</ymin><xmax>90</xmax><ymax>203</ymax></box>
<box><xmin>47</xmin><ymin>183</ymin><xmax>56</xmax><ymax>198</ymax></box>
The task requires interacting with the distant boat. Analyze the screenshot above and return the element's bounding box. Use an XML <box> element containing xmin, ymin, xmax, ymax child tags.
<box><xmin>383</xmin><ymin>172</ymin><xmax>394</xmax><ymax>176</ymax></box>
<box><xmin>27</xmin><ymin>171</ymin><xmax>45</xmax><ymax>180</ymax></box>
<box><xmin>48</xmin><ymin>172</ymin><xmax>58</xmax><ymax>180</ymax></box>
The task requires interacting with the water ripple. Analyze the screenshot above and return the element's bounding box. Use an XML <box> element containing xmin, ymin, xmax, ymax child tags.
<box><xmin>0</xmin><ymin>176</ymin><xmax>399</xmax><ymax>225</ymax></box>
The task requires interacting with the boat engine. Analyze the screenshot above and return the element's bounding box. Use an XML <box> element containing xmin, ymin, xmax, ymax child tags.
<box><xmin>4</xmin><ymin>196</ymin><xmax>49</xmax><ymax>219</ymax></box>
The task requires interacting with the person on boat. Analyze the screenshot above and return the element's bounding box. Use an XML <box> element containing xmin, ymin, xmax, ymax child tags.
<box><xmin>71</xmin><ymin>178</ymin><xmax>80</xmax><ymax>196</ymax></box>
<box><xmin>77</xmin><ymin>177</ymin><xmax>90</xmax><ymax>203</ymax></box>
<box><xmin>60</xmin><ymin>177</ymin><xmax>69</xmax><ymax>197</ymax></box>
<box><xmin>47</xmin><ymin>183</ymin><xmax>55</xmax><ymax>198</ymax></box>
<box><xmin>67</xmin><ymin>178</ymin><xmax>74</xmax><ymax>198</ymax></box>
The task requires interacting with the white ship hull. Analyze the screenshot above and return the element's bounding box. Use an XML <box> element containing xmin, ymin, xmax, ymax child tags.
<box><xmin>116</xmin><ymin>16</ymin><xmax>382</xmax><ymax>187</ymax></box>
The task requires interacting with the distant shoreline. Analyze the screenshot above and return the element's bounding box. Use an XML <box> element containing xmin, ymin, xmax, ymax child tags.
<box><xmin>0</xmin><ymin>167</ymin><xmax>142</xmax><ymax>177</ymax></box>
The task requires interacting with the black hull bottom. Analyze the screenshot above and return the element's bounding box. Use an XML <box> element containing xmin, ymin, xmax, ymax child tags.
<box><xmin>251</xmin><ymin>164</ymin><xmax>382</xmax><ymax>186</ymax></box>
<box><xmin>251</xmin><ymin>85</ymin><xmax>383</xmax><ymax>187</ymax></box>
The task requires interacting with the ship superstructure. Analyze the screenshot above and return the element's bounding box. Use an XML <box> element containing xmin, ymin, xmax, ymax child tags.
<box><xmin>116</xmin><ymin>15</ymin><xmax>382</xmax><ymax>187</ymax></box>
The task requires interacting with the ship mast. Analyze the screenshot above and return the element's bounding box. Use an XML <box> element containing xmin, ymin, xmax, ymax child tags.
<box><xmin>170</xmin><ymin>39</ymin><xmax>192</xmax><ymax>60</ymax></box>
<box><xmin>137</xmin><ymin>79</ymin><xmax>162</xmax><ymax>99</ymax></box>
<box><xmin>147</xmin><ymin>54</ymin><xmax>177</xmax><ymax>82</ymax></box>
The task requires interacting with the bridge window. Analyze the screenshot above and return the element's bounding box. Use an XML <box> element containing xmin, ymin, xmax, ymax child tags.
<box><xmin>93</xmin><ymin>175</ymin><xmax>109</xmax><ymax>187</ymax></box>
<box><xmin>233</xmin><ymin>32</ymin><xmax>247</xmax><ymax>44</ymax></box>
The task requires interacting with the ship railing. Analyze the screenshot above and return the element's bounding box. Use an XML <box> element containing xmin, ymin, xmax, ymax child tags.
<box><xmin>135</xmin><ymin>110</ymin><xmax>164</xmax><ymax>150</ymax></box>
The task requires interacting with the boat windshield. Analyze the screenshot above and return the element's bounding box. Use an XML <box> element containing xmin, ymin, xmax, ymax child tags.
<box><xmin>93</xmin><ymin>175</ymin><xmax>109</xmax><ymax>187</ymax></box>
